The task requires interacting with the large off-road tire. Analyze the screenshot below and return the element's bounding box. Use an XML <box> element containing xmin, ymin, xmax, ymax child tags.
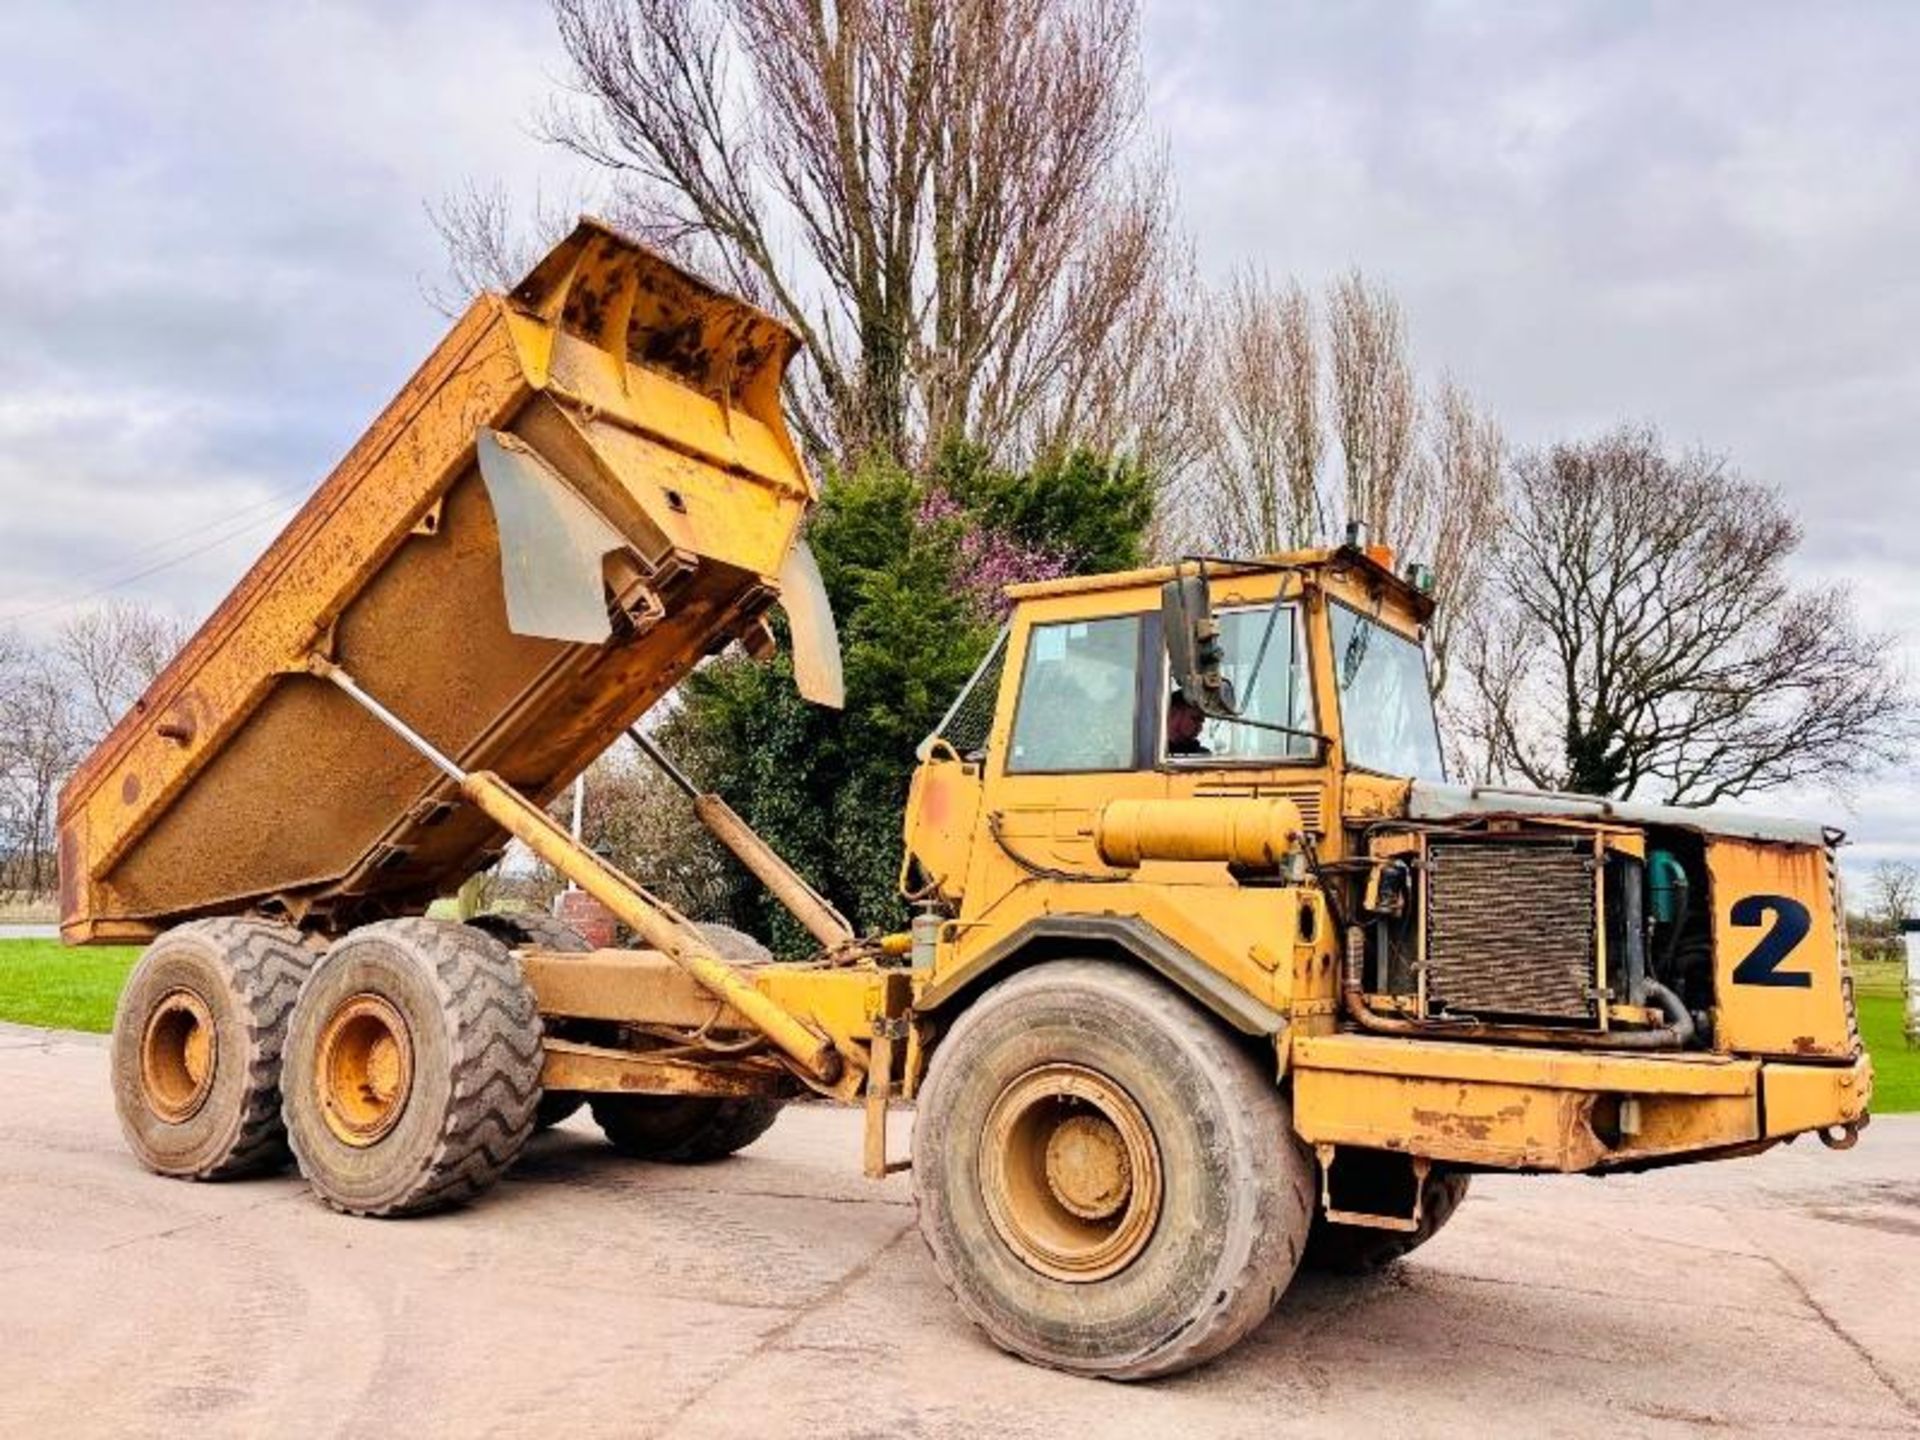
<box><xmin>110</xmin><ymin>918</ymin><xmax>316</xmax><ymax>1180</ymax></box>
<box><xmin>467</xmin><ymin>910</ymin><xmax>592</xmax><ymax>956</ymax></box>
<box><xmin>1303</xmin><ymin>1154</ymin><xmax>1471</xmax><ymax>1274</ymax></box>
<box><xmin>466</xmin><ymin>910</ymin><xmax>590</xmax><ymax>1129</ymax></box>
<box><xmin>914</xmin><ymin>960</ymin><xmax>1315</xmax><ymax>1380</ymax></box>
<box><xmin>281</xmin><ymin>919</ymin><xmax>543</xmax><ymax>1216</ymax></box>
<box><xmin>590</xmin><ymin>1093</ymin><xmax>784</xmax><ymax>1162</ymax></box>
<box><xmin>587</xmin><ymin>918</ymin><xmax>783</xmax><ymax>1161</ymax></box>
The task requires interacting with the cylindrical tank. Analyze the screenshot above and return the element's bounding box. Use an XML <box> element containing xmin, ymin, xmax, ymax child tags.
<box><xmin>1095</xmin><ymin>798</ymin><xmax>1302</xmax><ymax>870</ymax></box>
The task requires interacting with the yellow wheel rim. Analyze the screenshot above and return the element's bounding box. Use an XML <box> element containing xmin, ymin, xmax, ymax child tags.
<box><xmin>140</xmin><ymin>988</ymin><xmax>217</xmax><ymax>1123</ymax></box>
<box><xmin>316</xmin><ymin>993</ymin><xmax>414</xmax><ymax>1147</ymax></box>
<box><xmin>980</xmin><ymin>1063</ymin><xmax>1163</xmax><ymax>1282</ymax></box>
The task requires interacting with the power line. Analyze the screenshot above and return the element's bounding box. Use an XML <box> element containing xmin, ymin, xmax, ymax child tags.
<box><xmin>15</xmin><ymin>482</ymin><xmax>310</xmax><ymax>598</ymax></box>
<box><xmin>0</xmin><ymin>500</ymin><xmax>302</xmax><ymax>625</ymax></box>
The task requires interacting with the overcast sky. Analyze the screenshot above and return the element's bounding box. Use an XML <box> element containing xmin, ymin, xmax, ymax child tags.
<box><xmin>0</xmin><ymin>1</ymin><xmax>1914</xmax><ymax>865</ymax></box>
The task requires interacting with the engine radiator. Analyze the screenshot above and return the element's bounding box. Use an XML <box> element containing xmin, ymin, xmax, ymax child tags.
<box><xmin>1424</xmin><ymin>838</ymin><xmax>1598</xmax><ymax>1021</ymax></box>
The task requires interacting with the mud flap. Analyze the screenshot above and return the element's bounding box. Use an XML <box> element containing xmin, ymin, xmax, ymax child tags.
<box><xmin>475</xmin><ymin>427</ymin><xmax>629</xmax><ymax>645</ymax></box>
<box><xmin>778</xmin><ymin>539</ymin><xmax>844</xmax><ymax>709</ymax></box>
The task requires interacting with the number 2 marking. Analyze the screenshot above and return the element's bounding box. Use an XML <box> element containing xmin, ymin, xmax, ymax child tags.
<box><xmin>1729</xmin><ymin>894</ymin><xmax>1813</xmax><ymax>988</ymax></box>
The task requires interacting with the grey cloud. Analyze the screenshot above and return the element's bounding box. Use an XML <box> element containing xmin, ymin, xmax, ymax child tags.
<box><xmin>0</xmin><ymin>0</ymin><xmax>589</xmax><ymax>628</ymax></box>
<box><xmin>0</xmin><ymin>0</ymin><xmax>1913</xmax><ymax>853</ymax></box>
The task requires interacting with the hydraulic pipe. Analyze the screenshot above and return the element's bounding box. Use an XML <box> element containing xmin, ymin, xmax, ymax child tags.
<box><xmin>629</xmin><ymin>728</ymin><xmax>856</xmax><ymax>949</ymax></box>
<box><xmin>310</xmin><ymin>656</ymin><xmax>841</xmax><ymax>1083</ymax></box>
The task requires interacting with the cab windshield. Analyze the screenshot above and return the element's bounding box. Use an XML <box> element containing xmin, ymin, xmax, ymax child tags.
<box><xmin>1330</xmin><ymin>602</ymin><xmax>1445</xmax><ymax>780</ymax></box>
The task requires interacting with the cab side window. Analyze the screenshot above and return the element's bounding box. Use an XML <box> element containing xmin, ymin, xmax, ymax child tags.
<box><xmin>1167</xmin><ymin>605</ymin><xmax>1316</xmax><ymax>764</ymax></box>
<box><xmin>1007</xmin><ymin>616</ymin><xmax>1142</xmax><ymax>773</ymax></box>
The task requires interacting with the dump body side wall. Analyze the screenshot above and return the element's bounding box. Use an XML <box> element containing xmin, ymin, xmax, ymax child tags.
<box><xmin>60</xmin><ymin>223</ymin><xmax>814</xmax><ymax>942</ymax></box>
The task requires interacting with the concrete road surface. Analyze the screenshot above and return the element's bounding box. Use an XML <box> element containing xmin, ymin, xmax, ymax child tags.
<box><xmin>1</xmin><ymin>1023</ymin><xmax>1915</xmax><ymax>1439</ymax></box>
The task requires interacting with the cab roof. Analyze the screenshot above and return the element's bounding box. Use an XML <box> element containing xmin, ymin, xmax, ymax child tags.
<box><xmin>1003</xmin><ymin>544</ymin><xmax>1437</xmax><ymax>624</ymax></box>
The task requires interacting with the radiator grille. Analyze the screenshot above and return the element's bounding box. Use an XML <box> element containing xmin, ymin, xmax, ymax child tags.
<box><xmin>1425</xmin><ymin>840</ymin><xmax>1597</xmax><ymax>1020</ymax></box>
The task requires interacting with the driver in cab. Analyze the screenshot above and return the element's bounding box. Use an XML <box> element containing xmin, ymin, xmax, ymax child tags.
<box><xmin>1167</xmin><ymin>689</ymin><xmax>1211</xmax><ymax>758</ymax></box>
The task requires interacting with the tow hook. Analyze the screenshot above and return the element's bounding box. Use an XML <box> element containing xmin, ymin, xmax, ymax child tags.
<box><xmin>1818</xmin><ymin>1119</ymin><xmax>1867</xmax><ymax>1151</ymax></box>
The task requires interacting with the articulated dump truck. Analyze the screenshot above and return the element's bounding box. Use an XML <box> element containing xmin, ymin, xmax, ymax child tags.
<box><xmin>62</xmin><ymin>220</ymin><xmax>1872</xmax><ymax>1380</ymax></box>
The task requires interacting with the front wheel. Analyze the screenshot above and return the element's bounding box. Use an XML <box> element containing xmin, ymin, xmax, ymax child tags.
<box><xmin>913</xmin><ymin>960</ymin><xmax>1314</xmax><ymax>1380</ymax></box>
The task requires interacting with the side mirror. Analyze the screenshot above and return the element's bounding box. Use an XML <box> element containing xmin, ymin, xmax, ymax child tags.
<box><xmin>1160</xmin><ymin>574</ymin><xmax>1237</xmax><ymax>716</ymax></box>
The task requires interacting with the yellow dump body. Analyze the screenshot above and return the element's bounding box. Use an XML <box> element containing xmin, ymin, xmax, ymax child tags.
<box><xmin>58</xmin><ymin>220</ymin><xmax>814</xmax><ymax>944</ymax></box>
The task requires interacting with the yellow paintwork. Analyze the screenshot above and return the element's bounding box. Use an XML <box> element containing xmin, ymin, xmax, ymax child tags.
<box><xmin>755</xmin><ymin>966</ymin><xmax>913</xmax><ymax>1053</ymax></box>
<box><xmin>1762</xmin><ymin>1055</ymin><xmax>1873</xmax><ymax>1137</ymax></box>
<box><xmin>900</xmin><ymin>750</ymin><xmax>983</xmax><ymax>905</ymax></box>
<box><xmin>908</xmin><ymin>560</ymin><xmax>1417</xmax><ymax>1025</ymax></box>
<box><xmin>1291</xmin><ymin>1033</ymin><xmax>1760</xmax><ymax>1169</ymax></box>
<box><xmin>460</xmin><ymin>768</ymin><xmax>842</xmax><ymax>1084</ymax></box>
<box><xmin>60</xmin><ymin>219</ymin><xmax>814</xmax><ymax>943</ymax></box>
<box><xmin>1095</xmin><ymin>797</ymin><xmax>1301</xmax><ymax>868</ymax></box>
<box><xmin>900</xmin><ymin>551</ymin><xmax>1870</xmax><ymax>1177</ymax></box>
<box><xmin>1707</xmin><ymin>837</ymin><xmax>1855</xmax><ymax>1059</ymax></box>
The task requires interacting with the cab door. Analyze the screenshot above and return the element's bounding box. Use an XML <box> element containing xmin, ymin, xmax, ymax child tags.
<box><xmin>963</xmin><ymin>604</ymin><xmax>1169</xmax><ymax>916</ymax></box>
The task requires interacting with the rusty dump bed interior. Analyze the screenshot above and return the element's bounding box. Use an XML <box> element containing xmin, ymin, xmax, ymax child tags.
<box><xmin>58</xmin><ymin>220</ymin><xmax>814</xmax><ymax>944</ymax></box>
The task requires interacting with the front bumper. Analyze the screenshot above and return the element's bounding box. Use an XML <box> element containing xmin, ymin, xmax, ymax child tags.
<box><xmin>1290</xmin><ymin>1033</ymin><xmax>1873</xmax><ymax>1172</ymax></box>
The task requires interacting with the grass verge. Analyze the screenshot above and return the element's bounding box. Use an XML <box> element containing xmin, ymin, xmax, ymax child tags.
<box><xmin>1856</xmin><ymin>993</ymin><xmax>1919</xmax><ymax>1114</ymax></box>
<box><xmin>0</xmin><ymin>940</ymin><xmax>141</xmax><ymax>1032</ymax></box>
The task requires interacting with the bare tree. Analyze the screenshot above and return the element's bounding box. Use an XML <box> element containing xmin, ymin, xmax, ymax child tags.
<box><xmin>1458</xmin><ymin>426</ymin><xmax>1913</xmax><ymax>803</ymax></box>
<box><xmin>1867</xmin><ymin>859</ymin><xmax>1920</xmax><ymax>937</ymax></box>
<box><xmin>1326</xmin><ymin>269</ymin><xmax>1420</xmax><ymax>543</ymax></box>
<box><xmin>1015</xmin><ymin>181</ymin><xmax>1207</xmax><ymax>482</ymax></box>
<box><xmin>56</xmin><ymin>600</ymin><xmax>189</xmax><ymax>745</ymax></box>
<box><xmin>1172</xmin><ymin>271</ymin><xmax>1500</xmax><ymax>711</ymax></box>
<box><xmin>424</xmin><ymin>179</ymin><xmax>601</xmax><ymax>317</ymax></box>
<box><xmin>1404</xmin><ymin>379</ymin><xmax>1504</xmax><ymax>697</ymax></box>
<box><xmin>439</xmin><ymin>0</ymin><xmax>1169</xmax><ymax>468</ymax></box>
<box><xmin>0</xmin><ymin>644</ymin><xmax>81</xmax><ymax>897</ymax></box>
<box><xmin>1197</xmin><ymin>267</ymin><xmax>1326</xmax><ymax>554</ymax></box>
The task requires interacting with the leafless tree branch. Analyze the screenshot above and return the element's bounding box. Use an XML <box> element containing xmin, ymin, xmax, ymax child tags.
<box><xmin>1458</xmin><ymin>426</ymin><xmax>1915</xmax><ymax>802</ymax></box>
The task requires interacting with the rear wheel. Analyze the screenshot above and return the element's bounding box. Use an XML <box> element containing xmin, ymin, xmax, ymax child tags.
<box><xmin>590</xmin><ymin>1093</ymin><xmax>783</xmax><ymax>1163</ymax></box>
<box><xmin>1303</xmin><ymin>1154</ymin><xmax>1471</xmax><ymax>1273</ymax></box>
<box><xmin>281</xmin><ymin>919</ymin><xmax>543</xmax><ymax>1216</ymax></box>
<box><xmin>693</xmin><ymin>921</ymin><xmax>773</xmax><ymax>965</ymax></box>
<box><xmin>467</xmin><ymin>909</ymin><xmax>593</xmax><ymax>956</ymax></box>
<box><xmin>587</xmin><ymin>918</ymin><xmax>783</xmax><ymax>1161</ymax></box>
<box><xmin>466</xmin><ymin>910</ymin><xmax>590</xmax><ymax>1129</ymax></box>
<box><xmin>914</xmin><ymin>960</ymin><xmax>1315</xmax><ymax>1380</ymax></box>
<box><xmin>110</xmin><ymin>918</ymin><xmax>315</xmax><ymax>1179</ymax></box>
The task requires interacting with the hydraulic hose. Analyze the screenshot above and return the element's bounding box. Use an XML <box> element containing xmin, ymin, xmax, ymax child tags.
<box><xmin>1340</xmin><ymin>928</ymin><xmax>1697</xmax><ymax>1052</ymax></box>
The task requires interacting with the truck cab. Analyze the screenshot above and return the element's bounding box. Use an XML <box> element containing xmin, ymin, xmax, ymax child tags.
<box><xmin>902</xmin><ymin>542</ymin><xmax>1872</xmax><ymax>1181</ymax></box>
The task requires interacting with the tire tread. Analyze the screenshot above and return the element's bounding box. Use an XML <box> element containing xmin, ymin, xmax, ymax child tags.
<box><xmin>137</xmin><ymin>917</ymin><xmax>315</xmax><ymax>1180</ymax></box>
<box><xmin>287</xmin><ymin>919</ymin><xmax>543</xmax><ymax>1217</ymax></box>
<box><xmin>915</xmin><ymin>959</ymin><xmax>1314</xmax><ymax>1380</ymax></box>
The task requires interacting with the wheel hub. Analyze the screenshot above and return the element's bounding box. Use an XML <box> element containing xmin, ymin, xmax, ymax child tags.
<box><xmin>140</xmin><ymin>988</ymin><xmax>217</xmax><ymax>1123</ymax></box>
<box><xmin>980</xmin><ymin>1063</ymin><xmax>1163</xmax><ymax>1283</ymax></box>
<box><xmin>1044</xmin><ymin>1113</ymin><xmax>1132</xmax><ymax>1219</ymax></box>
<box><xmin>316</xmin><ymin>993</ymin><xmax>414</xmax><ymax>1147</ymax></box>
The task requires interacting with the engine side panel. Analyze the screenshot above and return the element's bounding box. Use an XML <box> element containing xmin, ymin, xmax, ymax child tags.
<box><xmin>1707</xmin><ymin>837</ymin><xmax>1857</xmax><ymax>1060</ymax></box>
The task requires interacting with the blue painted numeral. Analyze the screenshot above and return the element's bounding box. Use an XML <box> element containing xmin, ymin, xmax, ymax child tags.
<box><xmin>1729</xmin><ymin>894</ymin><xmax>1812</xmax><ymax>988</ymax></box>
